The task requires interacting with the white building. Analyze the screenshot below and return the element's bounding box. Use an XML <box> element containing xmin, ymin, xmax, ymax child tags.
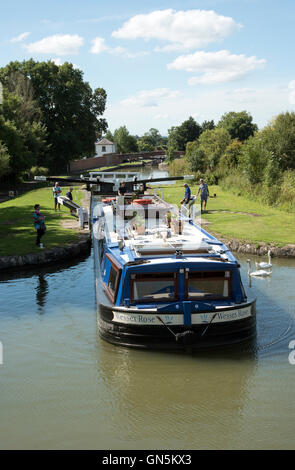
<box><xmin>95</xmin><ymin>138</ymin><xmax>116</xmax><ymax>157</ymax></box>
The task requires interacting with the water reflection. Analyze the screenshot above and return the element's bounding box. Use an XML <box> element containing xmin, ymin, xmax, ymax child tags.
<box><xmin>0</xmin><ymin>251</ymin><xmax>92</xmax><ymax>318</ymax></box>
<box><xmin>36</xmin><ymin>275</ymin><xmax>49</xmax><ymax>314</ymax></box>
<box><xmin>95</xmin><ymin>339</ymin><xmax>257</xmax><ymax>449</ymax></box>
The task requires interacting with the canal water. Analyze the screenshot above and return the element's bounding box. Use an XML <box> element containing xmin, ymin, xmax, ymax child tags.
<box><xmin>0</xmin><ymin>251</ymin><xmax>295</xmax><ymax>450</ymax></box>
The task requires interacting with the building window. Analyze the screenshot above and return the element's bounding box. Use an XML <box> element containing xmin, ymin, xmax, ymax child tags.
<box><xmin>102</xmin><ymin>146</ymin><xmax>106</xmax><ymax>152</ymax></box>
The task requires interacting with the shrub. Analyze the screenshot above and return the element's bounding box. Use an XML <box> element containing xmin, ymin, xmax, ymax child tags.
<box><xmin>278</xmin><ymin>170</ymin><xmax>295</xmax><ymax>211</ymax></box>
<box><xmin>168</xmin><ymin>157</ymin><xmax>190</xmax><ymax>176</ymax></box>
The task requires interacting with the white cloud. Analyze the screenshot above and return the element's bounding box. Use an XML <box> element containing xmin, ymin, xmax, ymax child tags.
<box><xmin>24</xmin><ymin>34</ymin><xmax>84</xmax><ymax>55</ymax></box>
<box><xmin>112</xmin><ymin>9</ymin><xmax>241</xmax><ymax>51</ymax></box>
<box><xmin>52</xmin><ymin>57</ymin><xmax>63</xmax><ymax>66</ymax></box>
<box><xmin>51</xmin><ymin>58</ymin><xmax>79</xmax><ymax>69</ymax></box>
<box><xmin>225</xmin><ymin>88</ymin><xmax>257</xmax><ymax>103</ymax></box>
<box><xmin>121</xmin><ymin>88</ymin><xmax>182</xmax><ymax>107</ymax></box>
<box><xmin>10</xmin><ymin>32</ymin><xmax>31</xmax><ymax>42</ymax></box>
<box><xmin>167</xmin><ymin>50</ymin><xmax>266</xmax><ymax>84</ymax></box>
<box><xmin>288</xmin><ymin>80</ymin><xmax>295</xmax><ymax>104</ymax></box>
<box><xmin>90</xmin><ymin>36</ymin><xmax>149</xmax><ymax>58</ymax></box>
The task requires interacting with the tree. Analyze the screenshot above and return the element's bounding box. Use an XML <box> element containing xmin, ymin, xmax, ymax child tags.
<box><xmin>0</xmin><ymin>115</ymin><xmax>30</xmax><ymax>173</ymax></box>
<box><xmin>113</xmin><ymin>126</ymin><xmax>138</xmax><ymax>153</ymax></box>
<box><xmin>0</xmin><ymin>60</ymin><xmax>108</xmax><ymax>172</ymax></box>
<box><xmin>185</xmin><ymin>141</ymin><xmax>207</xmax><ymax>173</ymax></box>
<box><xmin>201</xmin><ymin>120</ymin><xmax>215</xmax><ymax>132</ymax></box>
<box><xmin>104</xmin><ymin>130</ymin><xmax>114</xmax><ymax>142</ymax></box>
<box><xmin>196</xmin><ymin>128</ymin><xmax>231</xmax><ymax>171</ymax></box>
<box><xmin>137</xmin><ymin>128</ymin><xmax>166</xmax><ymax>152</ymax></box>
<box><xmin>0</xmin><ymin>73</ymin><xmax>49</xmax><ymax>177</ymax></box>
<box><xmin>217</xmin><ymin>111</ymin><xmax>257</xmax><ymax>141</ymax></box>
<box><xmin>168</xmin><ymin>117</ymin><xmax>201</xmax><ymax>151</ymax></box>
<box><xmin>262</xmin><ymin>112</ymin><xmax>295</xmax><ymax>170</ymax></box>
<box><xmin>239</xmin><ymin>134</ymin><xmax>271</xmax><ymax>184</ymax></box>
<box><xmin>219</xmin><ymin>139</ymin><xmax>242</xmax><ymax>170</ymax></box>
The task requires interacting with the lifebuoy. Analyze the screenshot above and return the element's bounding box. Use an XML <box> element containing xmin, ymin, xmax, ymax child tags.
<box><xmin>102</xmin><ymin>197</ymin><xmax>116</xmax><ymax>203</ymax></box>
<box><xmin>133</xmin><ymin>199</ymin><xmax>153</xmax><ymax>205</ymax></box>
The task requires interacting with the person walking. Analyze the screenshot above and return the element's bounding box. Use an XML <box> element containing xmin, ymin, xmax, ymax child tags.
<box><xmin>66</xmin><ymin>187</ymin><xmax>74</xmax><ymax>214</ymax></box>
<box><xmin>196</xmin><ymin>178</ymin><xmax>209</xmax><ymax>212</ymax></box>
<box><xmin>53</xmin><ymin>182</ymin><xmax>62</xmax><ymax>211</ymax></box>
<box><xmin>33</xmin><ymin>204</ymin><xmax>46</xmax><ymax>248</ymax></box>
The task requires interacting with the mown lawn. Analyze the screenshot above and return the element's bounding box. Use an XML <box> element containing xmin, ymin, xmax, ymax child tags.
<box><xmin>162</xmin><ymin>183</ymin><xmax>295</xmax><ymax>247</ymax></box>
<box><xmin>0</xmin><ymin>186</ymin><xmax>84</xmax><ymax>256</ymax></box>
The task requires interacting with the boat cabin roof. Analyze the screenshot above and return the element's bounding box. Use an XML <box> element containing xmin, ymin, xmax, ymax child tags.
<box><xmin>96</xmin><ymin>194</ymin><xmax>238</xmax><ymax>270</ymax></box>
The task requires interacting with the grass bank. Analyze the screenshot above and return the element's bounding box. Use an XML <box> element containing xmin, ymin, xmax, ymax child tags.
<box><xmin>162</xmin><ymin>183</ymin><xmax>295</xmax><ymax>247</ymax></box>
<box><xmin>88</xmin><ymin>160</ymin><xmax>153</xmax><ymax>172</ymax></box>
<box><xmin>0</xmin><ymin>186</ymin><xmax>84</xmax><ymax>256</ymax></box>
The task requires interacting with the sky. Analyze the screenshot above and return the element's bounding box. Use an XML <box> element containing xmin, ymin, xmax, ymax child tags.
<box><xmin>1</xmin><ymin>0</ymin><xmax>295</xmax><ymax>136</ymax></box>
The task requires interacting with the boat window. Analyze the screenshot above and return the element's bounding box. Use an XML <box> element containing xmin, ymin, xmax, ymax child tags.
<box><xmin>108</xmin><ymin>265</ymin><xmax>118</xmax><ymax>295</ymax></box>
<box><xmin>186</xmin><ymin>271</ymin><xmax>232</xmax><ymax>300</ymax></box>
<box><xmin>104</xmin><ymin>254</ymin><xmax>122</xmax><ymax>303</ymax></box>
<box><xmin>130</xmin><ymin>273</ymin><xmax>177</xmax><ymax>302</ymax></box>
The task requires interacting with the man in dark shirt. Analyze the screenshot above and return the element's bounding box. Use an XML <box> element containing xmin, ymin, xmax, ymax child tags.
<box><xmin>180</xmin><ymin>183</ymin><xmax>191</xmax><ymax>205</ymax></box>
<box><xmin>118</xmin><ymin>181</ymin><xmax>127</xmax><ymax>196</ymax></box>
<box><xmin>33</xmin><ymin>204</ymin><xmax>46</xmax><ymax>248</ymax></box>
<box><xmin>66</xmin><ymin>187</ymin><xmax>74</xmax><ymax>214</ymax></box>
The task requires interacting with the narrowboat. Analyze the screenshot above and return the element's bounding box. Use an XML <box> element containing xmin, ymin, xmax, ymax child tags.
<box><xmin>91</xmin><ymin>190</ymin><xmax>256</xmax><ymax>351</ymax></box>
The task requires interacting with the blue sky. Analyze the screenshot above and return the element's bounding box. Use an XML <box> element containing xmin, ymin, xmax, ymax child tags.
<box><xmin>1</xmin><ymin>0</ymin><xmax>295</xmax><ymax>135</ymax></box>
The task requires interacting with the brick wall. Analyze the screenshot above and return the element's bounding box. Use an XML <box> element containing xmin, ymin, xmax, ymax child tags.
<box><xmin>68</xmin><ymin>150</ymin><xmax>184</xmax><ymax>174</ymax></box>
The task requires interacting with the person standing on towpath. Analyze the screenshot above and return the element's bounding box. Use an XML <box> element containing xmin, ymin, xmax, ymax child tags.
<box><xmin>66</xmin><ymin>187</ymin><xmax>74</xmax><ymax>214</ymax></box>
<box><xmin>196</xmin><ymin>178</ymin><xmax>209</xmax><ymax>212</ymax></box>
<box><xmin>33</xmin><ymin>204</ymin><xmax>46</xmax><ymax>248</ymax></box>
<box><xmin>53</xmin><ymin>182</ymin><xmax>62</xmax><ymax>211</ymax></box>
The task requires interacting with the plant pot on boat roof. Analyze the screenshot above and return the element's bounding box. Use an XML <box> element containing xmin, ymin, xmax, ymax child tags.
<box><xmin>165</xmin><ymin>210</ymin><xmax>172</xmax><ymax>228</ymax></box>
<box><xmin>171</xmin><ymin>214</ymin><xmax>183</xmax><ymax>235</ymax></box>
<box><xmin>133</xmin><ymin>215</ymin><xmax>145</xmax><ymax>235</ymax></box>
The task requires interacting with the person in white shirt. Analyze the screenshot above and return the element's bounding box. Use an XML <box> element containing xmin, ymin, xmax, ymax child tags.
<box><xmin>53</xmin><ymin>182</ymin><xmax>62</xmax><ymax>211</ymax></box>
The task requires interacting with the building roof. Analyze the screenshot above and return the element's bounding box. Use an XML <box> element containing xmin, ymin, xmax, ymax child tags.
<box><xmin>96</xmin><ymin>138</ymin><xmax>114</xmax><ymax>146</ymax></box>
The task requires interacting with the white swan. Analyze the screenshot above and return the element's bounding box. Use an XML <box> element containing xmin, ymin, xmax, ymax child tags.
<box><xmin>247</xmin><ymin>259</ymin><xmax>272</xmax><ymax>277</ymax></box>
<box><xmin>255</xmin><ymin>250</ymin><xmax>272</xmax><ymax>270</ymax></box>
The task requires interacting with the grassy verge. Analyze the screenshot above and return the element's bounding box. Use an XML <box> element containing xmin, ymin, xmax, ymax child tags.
<box><xmin>162</xmin><ymin>183</ymin><xmax>295</xmax><ymax>247</ymax></box>
<box><xmin>0</xmin><ymin>187</ymin><xmax>84</xmax><ymax>256</ymax></box>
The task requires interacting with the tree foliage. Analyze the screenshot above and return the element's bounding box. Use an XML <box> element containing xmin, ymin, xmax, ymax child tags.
<box><xmin>239</xmin><ymin>134</ymin><xmax>272</xmax><ymax>184</ymax></box>
<box><xmin>218</xmin><ymin>139</ymin><xmax>242</xmax><ymax>170</ymax></box>
<box><xmin>168</xmin><ymin>116</ymin><xmax>201</xmax><ymax>151</ymax></box>
<box><xmin>0</xmin><ymin>140</ymin><xmax>10</xmax><ymax>177</ymax></box>
<box><xmin>113</xmin><ymin>126</ymin><xmax>138</xmax><ymax>153</ymax></box>
<box><xmin>217</xmin><ymin>111</ymin><xmax>257</xmax><ymax>142</ymax></box>
<box><xmin>262</xmin><ymin>112</ymin><xmax>295</xmax><ymax>170</ymax></box>
<box><xmin>0</xmin><ymin>60</ymin><xmax>108</xmax><ymax>173</ymax></box>
<box><xmin>137</xmin><ymin>128</ymin><xmax>166</xmax><ymax>152</ymax></box>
